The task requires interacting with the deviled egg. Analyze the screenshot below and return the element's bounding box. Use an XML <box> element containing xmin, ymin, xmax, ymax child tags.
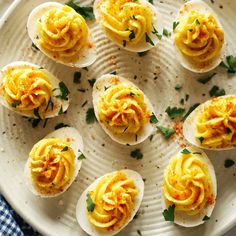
<box><xmin>174</xmin><ymin>0</ymin><xmax>225</xmax><ymax>73</ymax></box>
<box><xmin>24</xmin><ymin>127</ymin><xmax>84</xmax><ymax>197</ymax></box>
<box><xmin>0</xmin><ymin>61</ymin><xmax>69</xmax><ymax>119</ymax></box>
<box><xmin>183</xmin><ymin>95</ymin><xmax>236</xmax><ymax>150</ymax></box>
<box><xmin>27</xmin><ymin>2</ymin><xmax>97</xmax><ymax>67</ymax></box>
<box><xmin>92</xmin><ymin>74</ymin><xmax>156</xmax><ymax>145</ymax></box>
<box><xmin>76</xmin><ymin>169</ymin><xmax>144</xmax><ymax>236</ymax></box>
<box><xmin>162</xmin><ymin>146</ymin><xmax>217</xmax><ymax>227</ymax></box>
<box><xmin>94</xmin><ymin>0</ymin><xmax>162</xmax><ymax>52</ymax></box>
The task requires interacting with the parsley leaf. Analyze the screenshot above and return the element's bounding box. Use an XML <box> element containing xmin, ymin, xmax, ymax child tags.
<box><xmin>182</xmin><ymin>103</ymin><xmax>200</xmax><ymax>121</ymax></box>
<box><xmin>165</xmin><ymin>106</ymin><xmax>185</xmax><ymax>119</ymax></box>
<box><xmin>173</xmin><ymin>21</ymin><xmax>179</xmax><ymax>31</ymax></box>
<box><xmin>209</xmin><ymin>85</ymin><xmax>225</xmax><ymax>97</ymax></box>
<box><xmin>78</xmin><ymin>153</ymin><xmax>86</xmax><ymax>160</ymax></box>
<box><xmin>88</xmin><ymin>78</ymin><xmax>96</xmax><ymax>87</ymax></box>
<box><xmin>196</xmin><ymin>19</ymin><xmax>200</xmax><ymax>25</ymax></box>
<box><xmin>226</xmin><ymin>127</ymin><xmax>232</xmax><ymax>134</ymax></box>
<box><xmin>157</xmin><ymin>126</ymin><xmax>175</xmax><ymax>139</ymax></box>
<box><xmin>34</xmin><ymin>108</ymin><xmax>41</xmax><ymax>119</ymax></box>
<box><xmin>162</xmin><ymin>204</ymin><xmax>175</xmax><ymax>221</ymax></box>
<box><xmin>11</xmin><ymin>101</ymin><xmax>21</xmax><ymax>108</ymax></box>
<box><xmin>57</xmin><ymin>82</ymin><xmax>70</xmax><ymax>100</ymax></box>
<box><xmin>73</xmin><ymin>72</ymin><xmax>81</xmax><ymax>84</ymax></box>
<box><xmin>224</xmin><ymin>159</ymin><xmax>235</xmax><ymax>168</ymax></box>
<box><xmin>152</xmin><ymin>26</ymin><xmax>162</xmax><ymax>40</ymax></box>
<box><xmin>181</xmin><ymin>148</ymin><xmax>191</xmax><ymax>154</ymax></box>
<box><xmin>61</xmin><ymin>146</ymin><xmax>68</xmax><ymax>152</ymax></box>
<box><xmin>175</xmin><ymin>84</ymin><xmax>182</xmax><ymax>91</ymax></box>
<box><xmin>198</xmin><ymin>137</ymin><xmax>204</xmax><ymax>143</ymax></box>
<box><xmin>220</xmin><ymin>55</ymin><xmax>236</xmax><ymax>73</ymax></box>
<box><xmin>150</xmin><ymin>113</ymin><xmax>158</xmax><ymax>124</ymax></box>
<box><xmin>198</xmin><ymin>73</ymin><xmax>217</xmax><ymax>84</ymax></box>
<box><xmin>31</xmin><ymin>42</ymin><xmax>39</xmax><ymax>51</ymax></box>
<box><xmin>137</xmin><ymin>230</ymin><xmax>142</xmax><ymax>236</ymax></box>
<box><xmin>130</xmin><ymin>149</ymin><xmax>143</xmax><ymax>160</ymax></box>
<box><xmin>145</xmin><ymin>33</ymin><xmax>154</xmax><ymax>46</ymax></box>
<box><xmin>163</xmin><ymin>28</ymin><xmax>171</xmax><ymax>37</ymax></box>
<box><xmin>148</xmin><ymin>0</ymin><xmax>153</xmax><ymax>4</ymax></box>
<box><xmin>86</xmin><ymin>107</ymin><xmax>97</xmax><ymax>124</ymax></box>
<box><xmin>28</xmin><ymin>118</ymin><xmax>41</xmax><ymax>128</ymax></box>
<box><xmin>86</xmin><ymin>193</ymin><xmax>95</xmax><ymax>212</ymax></box>
<box><xmin>138</xmin><ymin>51</ymin><xmax>149</xmax><ymax>57</ymax></box>
<box><xmin>110</xmin><ymin>71</ymin><xmax>117</xmax><ymax>75</ymax></box>
<box><xmin>202</xmin><ymin>215</ymin><xmax>210</xmax><ymax>221</ymax></box>
<box><xmin>129</xmin><ymin>30</ymin><xmax>135</xmax><ymax>40</ymax></box>
<box><xmin>54</xmin><ymin>123</ymin><xmax>69</xmax><ymax>130</ymax></box>
<box><xmin>66</xmin><ymin>1</ymin><xmax>95</xmax><ymax>20</ymax></box>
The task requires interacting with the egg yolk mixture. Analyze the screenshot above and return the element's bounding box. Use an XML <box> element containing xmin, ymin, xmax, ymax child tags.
<box><xmin>163</xmin><ymin>151</ymin><xmax>214</xmax><ymax>216</ymax></box>
<box><xmin>29</xmin><ymin>138</ymin><xmax>75</xmax><ymax>195</ymax></box>
<box><xmin>37</xmin><ymin>5</ymin><xmax>88</xmax><ymax>62</ymax></box>
<box><xmin>87</xmin><ymin>171</ymin><xmax>138</xmax><ymax>231</ymax></box>
<box><xmin>96</xmin><ymin>0</ymin><xmax>153</xmax><ymax>45</ymax></box>
<box><xmin>98</xmin><ymin>83</ymin><xmax>150</xmax><ymax>134</ymax></box>
<box><xmin>0</xmin><ymin>66</ymin><xmax>52</xmax><ymax>117</ymax></box>
<box><xmin>196</xmin><ymin>96</ymin><xmax>236</xmax><ymax>148</ymax></box>
<box><xmin>175</xmin><ymin>11</ymin><xmax>224</xmax><ymax>64</ymax></box>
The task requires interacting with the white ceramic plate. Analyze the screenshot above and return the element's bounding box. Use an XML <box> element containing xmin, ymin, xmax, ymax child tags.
<box><xmin>0</xmin><ymin>0</ymin><xmax>236</xmax><ymax>235</ymax></box>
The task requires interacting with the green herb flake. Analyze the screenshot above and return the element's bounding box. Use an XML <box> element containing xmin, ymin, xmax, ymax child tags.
<box><xmin>175</xmin><ymin>84</ymin><xmax>182</xmax><ymax>91</ymax></box>
<box><xmin>86</xmin><ymin>193</ymin><xmax>95</xmax><ymax>212</ymax></box>
<box><xmin>28</xmin><ymin>118</ymin><xmax>41</xmax><ymax>128</ymax></box>
<box><xmin>86</xmin><ymin>107</ymin><xmax>97</xmax><ymax>124</ymax></box>
<box><xmin>66</xmin><ymin>1</ymin><xmax>94</xmax><ymax>20</ymax></box>
<box><xmin>196</xmin><ymin>19</ymin><xmax>200</xmax><ymax>25</ymax></box>
<box><xmin>45</xmin><ymin>97</ymin><xmax>54</xmax><ymax>112</ymax></box>
<box><xmin>129</xmin><ymin>30</ymin><xmax>135</xmax><ymax>40</ymax></box>
<box><xmin>157</xmin><ymin>126</ymin><xmax>175</xmax><ymax>139</ymax></box>
<box><xmin>197</xmin><ymin>73</ymin><xmax>217</xmax><ymax>84</ymax></box>
<box><xmin>123</xmin><ymin>40</ymin><xmax>127</xmax><ymax>47</ymax></box>
<box><xmin>73</xmin><ymin>71</ymin><xmax>81</xmax><ymax>84</ymax></box>
<box><xmin>165</xmin><ymin>106</ymin><xmax>185</xmax><ymax>119</ymax></box>
<box><xmin>173</xmin><ymin>21</ymin><xmax>179</xmax><ymax>31</ymax></box>
<box><xmin>130</xmin><ymin>149</ymin><xmax>143</xmax><ymax>160</ymax></box>
<box><xmin>78</xmin><ymin>153</ymin><xmax>86</xmax><ymax>160</ymax></box>
<box><xmin>34</xmin><ymin>108</ymin><xmax>41</xmax><ymax>119</ymax></box>
<box><xmin>185</xmin><ymin>94</ymin><xmax>189</xmax><ymax>101</ymax></box>
<box><xmin>163</xmin><ymin>28</ymin><xmax>171</xmax><ymax>37</ymax></box>
<box><xmin>224</xmin><ymin>159</ymin><xmax>235</xmax><ymax>168</ymax></box>
<box><xmin>152</xmin><ymin>26</ymin><xmax>162</xmax><ymax>40</ymax></box>
<box><xmin>182</xmin><ymin>103</ymin><xmax>200</xmax><ymax>121</ymax></box>
<box><xmin>57</xmin><ymin>82</ymin><xmax>70</xmax><ymax>100</ymax></box>
<box><xmin>54</xmin><ymin>123</ymin><xmax>69</xmax><ymax>130</ymax></box>
<box><xmin>198</xmin><ymin>137</ymin><xmax>204</xmax><ymax>143</ymax></box>
<box><xmin>209</xmin><ymin>85</ymin><xmax>225</xmax><ymax>97</ymax></box>
<box><xmin>202</xmin><ymin>215</ymin><xmax>210</xmax><ymax>221</ymax></box>
<box><xmin>110</xmin><ymin>71</ymin><xmax>117</xmax><ymax>75</ymax></box>
<box><xmin>181</xmin><ymin>148</ymin><xmax>191</xmax><ymax>154</ymax></box>
<box><xmin>162</xmin><ymin>204</ymin><xmax>175</xmax><ymax>221</ymax></box>
<box><xmin>31</xmin><ymin>42</ymin><xmax>39</xmax><ymax>51</ymax></box>
<box><xmin>145</xmin><ymin>33</ymin><xmax>154</xmax><ymax>46</ymax></box>
<box><xmin>220</xmin><ymin>55</ymin><xmax>236</xmax><ymax>73</ymax></box>
<box><xmin>137</xmin><ymin>51</ymin><xmax>149</xmax><ymax>57</ymax></box>
<box><xmin>61</xmin><ymin>146</ymin><xmax>68</xmax><ymax>152</ymax></box>
<box><xmin>150</xmin><ymin>113</ymin><xmax>158</xmax><ymax>124</ymax></box>
<box><xmin>88</xmin><ymin>78</ymin><xmax>96</xmax><ymax>87</ymax></box>
<box><xmin>148</xmin><ymin>0</ymin><xmax>153</xmax><ymax>4</ymax></box>
<box><xmin>137</xmin><ymin>229</ymin><xmax>142</xmax><ymax>236</ymax></box>
<box><xmin>226</xmin><ymin>127</ymin><xmax>232</xmax><ymax>134</ymax></box>
<box><xmin>11</xmin><ymin>101</ymin><xmax>21</xmax><ymax>108</ymax></box>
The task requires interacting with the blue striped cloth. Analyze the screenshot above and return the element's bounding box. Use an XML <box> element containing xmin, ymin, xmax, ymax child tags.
<box><xmin>0</xmin><ymin>195</ymin><xmax>41</xmax><ymax>236</ymax></box>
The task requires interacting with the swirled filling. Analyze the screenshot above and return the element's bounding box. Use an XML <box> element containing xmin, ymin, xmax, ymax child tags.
<box><xmin>29</xmin><ymin>138</ymin><xmax>76</xmax><ymax>195</ymax></box>
<box><xmin>163</xmin><ymin>151</ymin><xmax>214</xmax><ymax>216</ymax></box>
<box><xmin>0</xmin><ymin>66</ymin><xmax>52</xmax><ymax>117</ymax></box>
<box><xmin>37</xmin><ymin>5</ymin><xmax>89</xmax><ymax>61</ymax></box>
<box><xmin>87</xmin><ymin>171</ymin><xmax>138</xmax><ymax>231</ymax></box>
<box><xmin>98</xmin><ymin>84</ymin><xmax>150</xmax><ymax>134</ymax></box>
<box><xmin>96</xmin><ymin>0</ymin><xmax>153</xmax><ymax>45</ymax></box>
<box><xmin>175</xmin><ymin>11</ymin><xmax>224</xmax><ymax>64</ymax></box>
<box><xmin>196</xmin><ymin>96</ymin><xmax>236</xmax><ymax>148</ymax></box>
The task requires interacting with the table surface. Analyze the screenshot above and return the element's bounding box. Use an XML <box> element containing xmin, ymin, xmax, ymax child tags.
<box><xmin>0</xmin><ymin>0</ymin><xmax>235</xmax><ymax>235</ymax></box>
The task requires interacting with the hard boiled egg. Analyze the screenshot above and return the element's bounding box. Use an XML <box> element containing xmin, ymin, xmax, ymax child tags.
<box><xmin>94</xmin><ymin>0</ymin><xmax>162</xmax><ymax>52</ymax></box>
<box><xmin>0</xmin><ymin>61</ymin><xmax>69</xmax><ymax>119</ymax></box>
<box><xmin>24</xmin><ymin>127</ymin><xmax>84</xmax><ymax>198</ymax></box>
<box><xmin>92</xmin><ymin>74</ymin><xmax>156</xmax><ymax>145</ymax></box>
<box><xmin>183</xmin><ymin>95</ymin><xmax>236</xmax><ymax>150</ymax></box>
<box><xmin>27</xmin><ymin>2</ymin><xmax>97</xmax><ymax>68</ymax></box>
<box><xmin>162</xmin><ymin>146</ymin><xmax>217</xmax><ymax>227</ymax></box>
<box><xmin>174</xmin><ymin>0</ymin><xmax>225</xmax><ymax>73</ymax></box>
<box><xmin>76</xmin><ymin>169</ymin><xmax>144</xmax><ymax>236</ymax></box>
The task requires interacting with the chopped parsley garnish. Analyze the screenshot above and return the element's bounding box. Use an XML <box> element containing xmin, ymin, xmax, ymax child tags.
<box><xmin>138</xmin><ymin>51</ymin><xmax>149</xmax><ymax>57</ymax></box>
<box><xmin>165</xmin><ymin>106</ymin><xmax>185</xmax><ymax>119</ymax></box>
<box><xmin>43</xmin><ymin>118</ymin><xmax>48</xmax><ymax>128</ymax></box>
<box><xmin>145</xmin><ymin>33</ymin><xmax>154</xmax><ymax>46</ymax></box>
<box><xmin>58</xmin><ymin>106</ymin><xmax>64</xmax><ymax>115</ymax></box>
<box><xmin>137</xmin><ymin>230</ymin><xmax>142</xmax><ymax>236</ymax></box>
<box><xmin>130</xmin><ymin>149</ymin><xmax>143</xmax><ymax>160</ymax></box>
<box><xmin>129</xmin><ymin>30</ymin><xmax>135</xmax><ymax>40</ymax></box>
<box><xmin>202</xmin><ymin>215</ymin><xmax>210</xmax><ymax>221</ymax></box>
<box><xmin>28</xmin><ymin>118</ymin><xmax>41</xmax><ymax>128</ymax></box>
<box><xmin>182</xmin><ymin>103</ymin><xmax>200</xmax><ymax>121</ymax></box>
<box><xmin>61</xmin><ymin>146</ymin><xmax>68</xmax><ymax>152</ymax></box>
<box><xmin>11</xmin><ymin>101</ymin><xmax>21</xmax><ymax>108</ymax></box>
<box><xmin>220</xmin><ymin>55</ymin><xmax>236</xmax><ymax>73</ymax></box>
<box><xmin>150</xmin><ymin>113</ymin><xmax>158</xmax><ymax>124</ymax></box>
<box><xmin>31</xmin><ymin>42</ymin><xmax>39</xmax><ymax>51</ymax></box>
<box><xmin>131</xmin><ymin>15</ymin><xmax>137</xmax><ymax>20</ymax></box>
<box><xmin>180</xmin><ymin>98</ymin><xmax>184</xmax><ymax>105</ymax></box>
<box><xmin>148</xmin><ymin>0</ymin><xmax>153</xmax><ymax>4</ymax></box>
<box><xmin>152</xmin><ymin>26</ymin><xmax>162</xmax><ymax>40</ymax></box>
<box><xmin>198</xmin><ymin>137</ymin><xmax>204</xmax><ymax>143</ymax></box>
<box><xmin>226</xmin><ymin>127</ymin><xmax>232</xmax><ymax>134</ymax></box>
<box><xmin>224</xmin><ymin>159</ymin><xmax>235</xmax><ymax>168</ymax></box>
<box><xmin>54</xmin><ymin>123</ymin><xmax>69</xmax><ymax>130</ymax></box>
<box><xmin>209</xmin><ymin>85</ymin><xmax>225</xmax><ymax>97</ymax></box>
<box><xmin>185</xmin><ymin>94</ymin><xmax>189</xmax><ymax>101</ymax></box>
<box><xmin>78</xmin><ymin>153</ymin><xmax>86</xmax><ymax>160</ymax></box>
<box><xmin>149</xmin><ymin>134</ymin><xmax>154</xmax><ymax>141</ymax></box>
<box><xmin>81</xmin><ymin>100</ymin><xmax>88</xmax><ymax>107</ymax></box>
<box><xmin>110</xmin><ymin>71</ymin><xmax>117</xmax><ymax>75</ymax></box>
<box><xmin>197</xmin><ymin>73</ymin><xmax>217</xmax><ymax>84</ymax></box>
<box><xmin>45</xmin><ymin>97</ymin><xmax>54</xmax><ymax>112</ymax></box>
<box><xmin>193</xmin><ymin>152</ymin><xmax>202</xmax><ymax>155</ymax></box>
<box><xmin>88</xmin><ymin>78</ymin><xmax>96</xmax><ymax>87</ymax></box>
<box><xmin>73</xmin><ymin>71</ymin><xmax>81</xmax><ymax>84</ymax></box>
<box><xmin>33</xmin><ymin>108</ymin><xmax>41</xmax><ymax>119</ymax></box>
<box><xmin>123</xmin><ymin>40</ymin><xmax>127</xmax><ymax>47</ymax></box>
<box><xmin>57</xmin><ymin>82</ymin><xmax>70</xmax><ymax>100</ymax></box>
<box><xmin>174</xmin><ymin>84</ymin><xmax>182</xmax><ymax>91</ymax></box>
<box><xmin>162</xmin><ymin>204</ymin><xmax>175</xmax><ymax>221</ymax></box>
<box><xmin>86</xmin><ymin>193</ymin><xmax>95</xmax><ymax>212</ymax></box>
<box><xmin>157</xmin><ymin>126</ymin><xmax>175</xmax><ymax>139</ymax></box>
<box><xmin>163</xmin><ymin>28</ymin><xmax>171</xmax><ymax>37</ymax></box>
<box><xmin>181</xmin><ymin>148</ymin><xmax>191</xmax><ymax>154</ymax></box>
<box><xmin>86</xmin><ymin>107</ymin><xmax>97</xmax><ymax>124</ymax></box>
<box><xmin>66</xmin><ymin>1</ymin><xmax>95</xmax><ymax>20</ymax></box>
<box><xmin>173</xmin><ymin>21</ymin><xmax>179</xmax><ymax>31</ymax></box>
<box><xmin>196</xmin><ymin>19</ymin><xmax>200</xmax><ymax>25</ymax></box>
